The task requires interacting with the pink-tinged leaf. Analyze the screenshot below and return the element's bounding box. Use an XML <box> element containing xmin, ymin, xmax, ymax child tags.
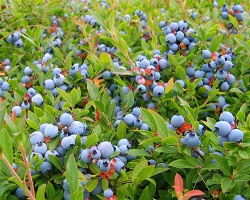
<box><xmin>183</xmin><ymin>190</ymin><xmax>205</xmax><ymax>200</ymax></box>
<box><xmin>172</xmin><ymin>173</ymin><xmax>184</xmax><ymax>199</ymax></box>
<box><xmin>173</xmin><ymin>173</ymin><xmax>184</xmax><ymax>193</ymax></box>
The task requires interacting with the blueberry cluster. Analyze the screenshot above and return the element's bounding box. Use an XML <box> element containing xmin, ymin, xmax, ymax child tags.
<box><xmin>220</xmin><ymin>3</ymin><xmax>244</xmax><ymax>33</ymax></box>
<box><xmin>214</xmin><ymin>111</ymin><xmax>244</xmax><ymax>146</ymax></box>
<box><xmin>6</xmin><ymin>30</ymin><xmax>23</xmax><ymax>48</ymax></box>
<box><xmin>27</xmin><ymin>112</ymin><xmax>88</xmax><ymax>174</ymax></box>
<box><xmin>186</xmin><ymin>45</ymin><xmax>236</xmax><ymax>94</ymax></box>
<box><xmin>62</xmin><ymin>138</ymin><xmax>134</xmax><ymax>199</ymax></box>
<box><xmin>160</xmin><ymin>20</ymin><xmax>198</xmax><ymax>55</ymax></box>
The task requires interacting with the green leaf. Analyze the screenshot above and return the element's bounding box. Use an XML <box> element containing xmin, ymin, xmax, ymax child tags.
<box><xmin>111</xmin><ymin>68</ymin><xmax>134</xmax><ymax>76</ymax></box>
<box><xmin>137</xmin><ymin>165</ymin><xmax>155</xmax><ymax>181</ymax></box>
<box><xmin>234</xmin><ymin>37</ymin><xmax>250</xmax><ymax>53</ymax></box>
<box><xmin>239</xmin><ymin>148</ymin><xmax>250</xmax><ymax>159</ymax></box>
<box><xmin>84</xmin><ymin>179</ymin><xmax>98</xmax><ymax>192</ymax></box>
<box><xmin>89</xmin><ymin>10</ymin><xmax>107</xmax><ymax>30</ymax></box>
<box><xmin>86</xmin><ymin>80</ymin><xmax>98</xmax><ymax>100</ymax></box>
<box><xmin>127</xmin><ymin>149</ymin><xmax>150</xmax><ymax>157</ymax></box>
<box><xmin>211</xmin><ymin>153</ymin><xmax>231</xmax><ymax>176</ymax></box>
<box><xmin>169</xmin><ymin>159</ymin><xmax>195</xmax><ymax>169</ymax></box>
<box><xmin>117</xmin><ymin>38</ymin><xmax>129</xmax><ymax>55</ymax></box>
<box><xmin>0</xmin><ymin>129</ymin><xmax>13</xmax><ymax>164</ymax></box>
<box><xmin>228</xmin><ymin>15</ymin><xmax>239</xmax><ymax>31</ymax></box>
<box><xmin>66</xmin><ymin>155</ymin><xmax>81</xmax><ymax>193</ymax></box>
<box><xmin>210</xmin><ymin>34</ymin><xmax>223</xmax><ymax>52</ymax></box>
<box><xmin>116</xmin><ymin>120</ymin><xmax>127</xmax><ymax>140</ymax></box>
<box><xmin>221</xmin><ymin>178</ymin><xmax>235</xmax><ymax>193</ymax></box>
<box><xmin>0</xmin><ymin>100</ymin><xmax>7</xmax><ymax>130</ymax></box>
<box><xmin>132</xmin><ymin>158</ymin><xmax>148</xmax><ymax>178</ymax></box>
<box><xmin>58</xmin><ymin>88</ymin><xmax>72</xmax><ymax>106</ymax></box>
<box><xmin>46</xmin><ymin>182</ymin><xmax>55</xmax><ymax>200</ymax></box>
<box><xmin>85</xmin><ymin>134</ymin><xmax>98</xmax><ymax>148</ymax></box>
<box><xmin>140</xmin><ymin>108</ymin><xmax>168</xmax><ymax>138</ymax></box>
<box><xmin>139</xmin><ymin>186</ymin><xmax>149</xmax><ymax>200</ymax></box>
<box><xmin>49</xmin><ymin>155</ymin><xmax>64</xmax><ymax>173</ymax></box>
<box><xmin>36</xmin><ymin>184</ymin><xmax>46</xmax><ymax>200</ymax></box>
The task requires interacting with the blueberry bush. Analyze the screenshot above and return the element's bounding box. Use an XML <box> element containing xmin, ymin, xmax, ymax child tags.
<box><xmin>0</xmin><ymin>0</ymin><xmax>250</xmax><ymax>199</ymax></box>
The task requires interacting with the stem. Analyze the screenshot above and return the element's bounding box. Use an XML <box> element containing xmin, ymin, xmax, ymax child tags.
<box><xmin>20</xmin><ymin>146</ymin><xmax>35</xmax><ymax>198</ymax></box>
<box><xmin>0</xmin><ymin>154</ymin><xmax>36</xmax><ymax>200</ymax></box>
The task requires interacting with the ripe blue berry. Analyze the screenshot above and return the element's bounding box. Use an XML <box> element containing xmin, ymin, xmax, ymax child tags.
<box><xmin>171</xmin><ymin>114</ymin><xmax>185</xmax><ymax>128</ymax></box>
<box><xmin>202</xmin><ymin>50</ymin><xmax>211</xmax><ymax>59</ymax></box>
<box><xmin>153</xmin><ymin>85</ymin><xmax>164</xmax><ymax>97</ymax></box>
<box><xmin>61</xmin><ymin>136</ymin><xmax>75</xmax><ymax>149</ymax></box>
<box><xmin>30</xmin><ymin>131</ymin><xmax>44</xmax><ymax>145</ymax></box>
<box><xmin>31</xmin><ymin>94</ymin><xmax>43</xmax><ymax>106</ymax></box>
<box><xmin>44</xmin><ymin>79</ymin><xmax>55</xmax><ymax>90</ymax></box>
<box><xmin>214</xmin><ymin>121</ymin><xmax>231</xmax><ymax>136</ymax></box>
<box><xmin>44</xmin><ymin>124</ymin><xmax>58</xmax><ymax>139</ymax></box>
<box><xmin>34</xmin><ymin>143</ymin><xmax>47</xmax><ymax>154</ymax></box>
<box><xmin>228</xmin><ymin>129</ymin><xmax>243</xmax><ymax>142</ymax></box>
<box><xmin>40</xmin><ymin>161</ymin><xmax>52</xmax><ymax>174</ymax></box>
<box><xmin>60</xmin><ymin>113</ymin><xmax>73</xmax><ymax>126</ymax></box>
<box><xmin>99</xmin><ymin>160</ymin><xmax>110</xmax><ymax>172</ymax></box>
<box><xmin>80</xmin><ymin>149</ymin><xmax>92</xmax><ymax>163</ymax></box>
<box><xmin>123</xmin><ymin>113</ymin><xmax>136</xmax><ymax>126</ymax></box>
<box><xmin>98</xmin><ymin>141</ymin><xmax>114</xmax><ymax>159</ymax></box>
<box><xmin>219</xmin><ymin>111</ymin><xmax>234</xmax><ymax>124</ymax></box>
<box><xmin>183</xmin><ymin>132</ymin><xmax>201</xmax><ymax>147</ymax></box>
<box><xmin>103</xmin><ymin>189</ymin><xmax>113</xmax><ymax>198</ymax></box>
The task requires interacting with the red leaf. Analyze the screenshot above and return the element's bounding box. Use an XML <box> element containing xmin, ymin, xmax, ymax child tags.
<box><xmin>96</xmin><ymin>108</ymin><xmax>100</xmax><ymax>122</ymax></box>
<box><xmin>11</xmin><ymin>110</ymin><xmax>16</xmax><ymax>122</ymax></box>
<box><xmin>183</xmin><ymin>190</ymin><xmax>205</xmax><ymax>200</ymax></box>
<box><xmin>173</xmin><ymin>173</ymin><xmax>184</xmax><ymax>199</ymax></box>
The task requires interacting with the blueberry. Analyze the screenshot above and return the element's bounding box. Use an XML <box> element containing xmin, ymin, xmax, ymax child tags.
<box><xmin>228</xmin><ymin>129</ymin><xmax>243</xmax><ymax>142</ymax></box>
<box><xmin>53</xmin><ymin>74</ymin><xmax>65</xmax><ymax>86</ymax></box>
<box><xmin>219</xmin><ymin>111</ymin><xmax>234</xmax><ymax>124</ymax></box>
<box><xmin>68</xmin><ymin>121</ymin><xmax>84</xmax><ymax>135</ymax></box>
<box><xmin>118</xmin><ymin>139</ymin><xmax>131</xmax><ymax>148</ymax></box>
<box><xmin>202</xmin><ymin>50</ymin><xmax>211</xmax><ymax>59</ymax></box>
<box><xmin>183</xmin><ymin>132</ymin><xmax>201</xmax><ymax>147</ymax></box>
<box><xmin>214</xmin><ymin>121</ymin><xmax>231</xmax><ymax>136</ymax></box>
<box><xmin>136</xmin><ymin>84</ymin><xmax>146</xmax><ymax>93</ymax></box>
<box><xmin>218</xmin><ymin>96</ymin><xmax>226</xmax><ymax>107</ymax></box>
<box><xmin>15</xmin><ymin>187</ymin><xmax>26</xmax><ymax>199</ymax></box>
<box><xmin>91</xmin><ymin>149</ymin><xmax>101</xmax><ymax>159</ymax></box>
<box><xmin>123</xmin><ymin>113</ymin><xmax>136</xmax><ymax>126</ymax></box>
<box><xmin>61</xmin><ymin>136</ymin><xmax>75</xmax><ymax>150</ymax></box>
<box><xmin>216</xmin><ymin>69</ymin><xmax>227</xmax><ymax>80</ymax></box>
<box><xmin>140</xmin><ymin>123</ymin><xmax>150</xmax><ymax>130</ymax></box>
<box><xmin>44</xmin><ymin>124</ymin><xmax>58</xmax><ymax>139</ymax></box>
<box><xmin>99</xmin><ymin>160</ymin><xmax>110</xmax><ymax>172</ymax></box>
<box><xmin>234</xmin><ymin>195</ymin><xmax>246</xmax><ymax>200</ymax></box>
<box><xmin>1</xmin><ymin>81</ymin><xmax>10</xmax><ymax>91</ymax></box>
<box><xmin>119</xmin><ymin>145</ymin><xmax>130</xmax><ymax>155</ymax></box>
<box><xmin>60</xmin><ymin>113</ymin><xmax>73</xmax><ymax>126</ymax></box>
<box><xmin>98</xmin><ymin>141</ymin><xmax>114</xmax><ymax>158</ymax></box>
<box><xmin>34</xmin><ymin>143</ymin><xmax>47</xmax><ymax>154</ymax></box>
<box><xmin>103</xmin><ymin>189</ymin><xmax>113</xmax><ymax>198</ymax></box>
<box><xmin>140</xmin><ymin>59</ymin><xmax>150</xmax><ymax>69</ymax></box>
<box><xmin>31</xmin><ymin>94</ymin><xmax>43</xmax><ymax>106</ymax></box>
<box><xmin>14</xmin><ymin>39</ymin><xmax>23</xmax><ymax>48</ymax></box>
<box><xmin>40</xmin><ymin>161</ymin><xmax>52</xmax><ymax>174</ymax></box>
<box><xmin>220</xmin><ymin>81</ymin><xmax>230</xmax><ymax>91</ymax></box>
<box><xmin>153</xmin><ymin>85</ymin><xmax>164</xmax><ymax>97</ymax></box>
<box><xmin>45</xmin><ymin>150</ymin><xmax>59</xmax><ymax>162</ymax></box>
<box><xmin>30</xmin><ymin>131</ymin><xmax>44</xmax><ymax>145</ymax></box>
<box><xmin>11</xmin><ymin>106</ymin><xmax>22</xmax><ymax>117</ymax></box>
<box><xmin>171</xmin><ymin>114</ymin><xmax>185</xmax><ymax>128</ymax></box>
<box><xmin>219</xmin><ymin>136</ymin><xmax>229</xmax><ymax>146</ymax></box>
<box><xmin>27</xmin><ymin>87</ymin><xmax>36</xmax><ymax>97</ymax></box>
<box><xmin>80</xmin><ymin>149</ymin><xmax>92</xmax><ymax>163</ymax></box>
<box><xmin>165</xmin><ymin>33</ymin><xmax>176</xmax><ymax>44</ymax></box>
<box><xmin>226</xmin><ymin>74</ymin><xmax>235</xmax><ymax>85</ymax></box>
<box><xmin>132</xmin><ymin>107</ymin><xmax>140</xmax><ymax>117</ymax></box>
